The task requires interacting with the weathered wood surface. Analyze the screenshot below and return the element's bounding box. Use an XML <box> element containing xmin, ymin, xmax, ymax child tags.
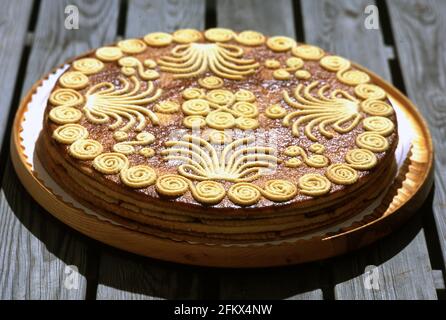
<box><xmin>0</xmin><ymin>0</ymin><xmax>119</xmax><ymax>299</ymax></box>
<box><xmin>387</xmin><ymin>0</ymin><xmax>446</xmax><ymax>283</ymax></box>
<box><xmin>0</xmin><ymin>1</ymin><xmax>32</xmax><ymax>155</ymax></box>
<box><xmin>300</xmin><ymin>0</ymin><xmax>437</xmax><ymax>299</ymax></box>
<box><xmin>216</xmin><ymin>0</ymin><xmax>296</xmax><ymax>37</ymax></box>
<box><xmin>95</xmin><ymin>0</ymin><xmax>209</xmax><ymax>300</ymax></box>
<box><xmin>216</xmin><ymin>0</ymin><xmax>323</xmax><ymax>300</ymax></box>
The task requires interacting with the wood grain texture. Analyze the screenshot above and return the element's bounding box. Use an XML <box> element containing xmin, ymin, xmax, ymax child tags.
<box><xmin>125</xmin><ymin>0</ymin><xmax>205</xmax><ymax>38</ymax></box>
<box><xmin>96</xmin><ymin>0</ymin><xmax>209</xmax><ymax>300</ymax></box>
<box><xmin>0</xmin><ymin>1</ymin><xmax>32</xmax><ymax>154</ymax></box>
<box><xmin>387</xmin><ymin>0</ymin><xmax>446</xmax><ymax>278</ymax></box>
<box><xmin>301</xmin><ymin>0</ymin><xmax>437</xmax><ymax>299</ymax></box>
<box><xmin>216</xmin><ymin>0</ymin><xmax>296</xmax><ymax>37</ymax></box>
<box><xmin>216</xmin><ymin>0</ymin><xmax>321</xmax><ymax>300</ymax></box>
<box><xmin>0</xmin><ymin>0</ymin><xmax>119</xmax><ymax>299</ymax></box>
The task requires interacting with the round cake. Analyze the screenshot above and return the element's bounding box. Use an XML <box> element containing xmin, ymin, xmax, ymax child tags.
<box><xmin>37</xmin><ymin>28</ymin><xmax>398</xmax><ymax>244</ymax></box>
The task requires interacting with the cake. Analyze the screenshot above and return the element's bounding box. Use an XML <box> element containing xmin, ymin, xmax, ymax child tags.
<box><xmin>37</xmin><ymin>28</ymin><xmax>398</xmax><ymax>244</ymax></box>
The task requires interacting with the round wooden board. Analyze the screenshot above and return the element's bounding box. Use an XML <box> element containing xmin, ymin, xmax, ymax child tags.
<box><xmin>10</xmin><ymin>63</ymin><xmax>434</xmax><ymax>268</ymax></box>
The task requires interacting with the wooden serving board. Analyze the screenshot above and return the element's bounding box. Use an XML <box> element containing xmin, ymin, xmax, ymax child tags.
<box><xmin>10</xmin><ymin>64</ymin><xmax>434</xmax><ymax>268</ymax></box>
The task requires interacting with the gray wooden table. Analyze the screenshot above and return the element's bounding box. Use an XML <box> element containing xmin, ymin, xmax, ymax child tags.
<box><xmin>0</xmin><ymin>0</ymin><xmax>445</xmax><ymax>300</ymax></box>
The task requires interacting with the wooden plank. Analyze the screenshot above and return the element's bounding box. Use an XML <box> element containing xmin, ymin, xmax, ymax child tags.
<box><xmin>0</xmin><ymin>1</ymin><xmax>32</xmax><ymax>154</ymax></box>
<box><xmin>0</xmin><ymin>0</ymin><xmax>120</xmax><ymax>299</ymax></box>
<box><xmin>387</xmin><ymin>0</ymin><xmax>446</xmax><ymax>279</ymax></box>
<box><xmin>126</xmin><ymin>0</ymin><xmax>205</xmax><ymax>37</ymax></box>
<box><xmin>95</xmin><ymin>0</ymin><xmax>209</xmax><ymax>300</ymax></box>
<box><xmin>301</xmin><ymin>0</ymin><xmax>437</xmax><ymax>299</ymax></box>
<box><xmin>217</xmin><ymin>0</ymin><xmax>295</xmax><ymax>37</ymax></box>
<box><xmin>216</xmin><ymin>0</ymin><xmax>323</xmax><ymax>300</ymax></box>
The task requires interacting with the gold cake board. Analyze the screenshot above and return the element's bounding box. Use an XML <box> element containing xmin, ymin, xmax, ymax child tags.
<box><xmin>10</xmin><ymin>64</ymin><xmax>434</xmax><ymax>268</ymax></box>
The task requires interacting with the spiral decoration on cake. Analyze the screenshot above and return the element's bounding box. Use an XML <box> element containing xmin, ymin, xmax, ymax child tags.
<box><xmin>265</xmin><ymin>104</ymin><xmax>287</xmax><ymax>119</ymax></box>
<box><xmin>235</xmin><ymin>117</ymin><xmax>259</xmax><ymax>130</ymax></box>
<box><xmin>144</xmin><ymin>32</ymin><xmax>173</xmax><ymax>47</ymax></box>
<box><xmin>183</xmin><ymin>115</ymin><xmax>206</xmax><ymax>128</ymax></box>
<box><xmin>320</xmin><ymin>56</ymin><xmax>351</xmax><ymax>72</ymax></box>
<box><xmin>235</xmin><ymin>30</ymin><xmax>266</xmax><ymax>46</ymax></box>
<box><xmin>262</xmin><ymin>180</ymin><xmax>297</xmax><ymax>202</ymax></box>
<box><xmin>360</xmin><ymin>99</ymin><xmax>394</xmax><ymax>116</ymax></box>
<box><xmin>155</xmin><ymin>174</ymin><xmax>189</xmax><ymax>197</ymax></box>
<box><xmin>95</xmin><ymin>47</ymin><xmax>124</xmax><ymax>62</ymax></box>
<box><xmin>356</xmin><ymin>132</ymin><xmax>389</xmax><ymax>152</ymax></box>
<box><xmin>172</xmin><ymin>29</ymin><xmax>202</xmax><ymax>43</ymax></box>
<box><xmin>182</xmin><ymin>88</ymin><xmax>206</xmax><ymax>100</ymax></box>
<box><xmin>228</xmin><ymin>183</ymin><xmax>262</xmax><ymax>206</ymax></box>
<box><xmin>206</xmin><ymin>89</ymin><xmax>234</xmax><ymax>105</ymax></box>
<box><xmin>232</xmin><ymin>102</ymin><xmax>259</xmax><ymax>118</ymax></box>
<box><xmin>345</xmin><ymin>149</ymin><xmax>377</xmax><ymax>170</ymax></box>
<box><xmin>59</xmin><ymin>72</ymin><xmax>89</xmax><ymax>89</ymax></box>
<box><xmin>190</xmin><ymin>181</ymin><xmax>226</xmax><ymax>204</ymax></box>
<box><xmin>355</xmin><ymin>84</ymin><xmax>387</xmax><ymax>100</ymax></box>
<box><xmin>117</xmin><ymin>39</ymin><xmax>147</xmax><ymax>54</ymax></box>
<box><xmin>363</xmin><ymin>116</ymin><xmax>395</xmax><ymax>136</ymax></box>
<box><xmin>72</xmin><ymin>58</ymin><xmax>104</xmax><ymax>75</ymax></box>
<box><xmin>286</xmin><ymin>57</ymin><xmax>304</xmax><ymax>69</ymax></box>
<box><xmin>206</xmin><ymin>112</ymin><xmax>236</xmax><ymax>129</ymax></box>
<box><xmin>49</xmin><ymin>106</ymin><xmax>83</xmax><ymax>124</ymax></box>
<box><xmin>234</xmin><ymin>89</ymin><xmax>256</xmax><ymax>102</ymax></box>
<box><xmin>182</xmin><ymin>99</ymin><xmax>211</xmax><ymax>116</ymax></box>
<box><xmin>69</xmin><ymin>139</ymin><xmax>104</xmax><ymax>160</ymax></box>
<box><xmin>93</xmin><ymin>153</ymin><xmax>129</xmax><ymax>174</ymax></box>
<box><xmin>283</xmin><ymin>145</ymin><xmax>329</xmax><ymax>168</ymax></box>
<box><xmin>120</xmin><ymin>165</ymin><xmax>157</xmax><ymax>188</ymax></box>
<box><xmin>266</xmin><ymin>36</ymin><xmax>296</xmax><ymax>52</ymax></box>
<box><xmin>49</xmin><ymin>89</ymin><xmax>84</xmax><ymax>107</ymax></box>
<box><xmin>52</xmin><ymin>124</ymin><xmax>88</xmax><ymax>144</ymax></box>
<box><xmin>155</xmin><ymin>100</ymin><xmax>180</xmax><ymax>114</ymax></box>
<box><xmin>292</xmin><ymin>44</ymin><xmax>325</xmax><ymax>60</ymax></box>
<box><xmin>204</xmin><ymin>28</ymin><xmax>235</xmax><ymax>42</ymax></box>
<box><xmin>198</xmin><ymin>76</ymin><xmax>224</xmax><ymax>89</ymax></box>
<box><xmin>325</xmin><ymin>164</ymin><xmax>359</xmax><ymax>185</ymax></box>
<box><xmin>298</xmin><ymin>174</ymin><xmax>332</xmax><ymax>196</ymax></box>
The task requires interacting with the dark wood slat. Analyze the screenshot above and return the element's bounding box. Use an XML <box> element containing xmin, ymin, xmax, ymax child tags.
<box><xmin>387</xmin><ymin>0</ymin><xmax>446</xmax><ymax>279</ymax></box>
<box><xmin>301</xmin><ymin>0</ymin><xmax>437</xmax><ymax>299</ymax></box>
<box><xmin>217</xmin><ymin>0</ymin><xmax>295</xmax><ymax>37</ymax></box>
<box><xmin>96</xmin><ymin>0</ymin><xmax>209</xmax><ymax>300</ymax></box>
<box><xmin>0</xmin><ymin>0</ymin><xmax>32</xmax><ymax>154</ymax></box>
<box><xmin>216</xmin><ymin>0</ymin><xmax>323</xmax><ymax>300</ymax></box>
<box><xmin>0</xmin><ymin>0</ymin><xmax>120</xmax><ymax>299</ymax></box>
<box><xmin>126</xmin><ymin>0</ymin><xmax>205</xmax><ymax>37</ymax></box>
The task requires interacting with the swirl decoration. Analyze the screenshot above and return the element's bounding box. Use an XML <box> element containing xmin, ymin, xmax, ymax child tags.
<box><xmin>345</xmin><ymin>148</ymin><xmax>377</xmax><ymax>170</ymax></box>
<box><xmin>285</xmin><ymin>158</ymin><xmax>302</xmax><ymax>168</ymax></box>
<box><xmin>53</xmin><ymin>124</ymin><xmax>88</xmax><ymax>144</ymax></box>
<box><xmin>235</xmin><ymin>31</ymin><xmax>266</xmax><ymax>46</ymax></box>
<box><xmin>266</xmin><ymin>36</ymin><xmax>296</xmax><ymax>52</ymax></box>
<box><xmin>228</xmin><ymin>183</ymin><xmax>262</xmax><ymax>206</ymax></box>
<box><xmin>183</xmin><ymin>115</ymin><xmax>207</xmax><ymax>128</ymax></box>
<box><xmin>172</xmin><ymin>29</ymin><xmax>203</xmax><ymax>43</ymax></box>
<box><xmin>354</xmin><ymin>84</ymin><xmax>387</xmax><ymax>100</ymax></box>
<box><xmin>273</xmin><ymin>69</ymin><xmax>291</xmax><ymax>80</ymax></box>
<box><xmin>120</xmin><ymin>165</ymin><xmax>157</xmax><ymax>188</ymax></box>
<box><xmin>283</xmin><ymin>145</ymin><xmax>329</xmax><ymax>168</ymax></box>
<box><xmin>113</xmin><ymin>131</ymin><xmax>128</xmax><ymax>141</ymax></box>
<box><xmin>325</xmin><ymin>164</ymin><xmax>359</xmax><ymax>185</ymax></box>
<box><xmin>320</xmin><ymin>56</ymin><xmax>370</xmax><ymax>86</ymax></box>
<box><xmin>363</xmin><ymin>116</ymin><xmax>395</xmax><ymax>136</ymax></box>
<box><xmin>144</xmin><ymin>32</ymin><xmax>173</xmax><ymax>47</ymax></box>
<box><xmin>139</xmin><ymin>147</ymin><xmax>155</xmax><ymax>158</ymax></box>
<box><xmin>93</xmin><ymin>153</ymin><xmax>129</xmax><ymax>174</ymax></box>
<box><xmin>59</xmin><ymin>71</ymin><xmax>89</xmax><ymax>89</ymax></box>
<box><xmin>69</xmin><ymin>139</ymin><xmax>103</xmax><ymax>160</ymax></box>
<box><xmin>155</xmin><ymin>174</ymin><xmax>190</xmax><ymax>197</ymax></box>
<box><xmin>295</xmin><ymin>70</ymin><xmax>311</xmax><ymax>80</ymax></box>
<box><xmin>360</xmin><ymin>99</ymin><xmax>394</xmax><ymax>116</ymax></box>
<box><xmin>282</xmin><ymin>81</ymin><xmax>362</xmax><ymax>141</ymax></box>
<box><xmin>262</xmin><ymin>180</ymin><xmax>297</xmax><ymax>202</ymax></box>
<box><xmin>309</xmin><ymin>143</ymin><xmax>325</xmax><ymax>154</ymax></box>
<box><xmin>154</xmin><ymin>100</ymin><xmax>180</xmax><ymax>114</ymax></box>
<box><xmin>198</xmin><ymin>76</ymin><xmax>224</xmax><ymax>89</ymax></box>
<box><xmin>49</xmin><ymin>106</ymin><xmax>83</xmax><ymax>124</ymax></box>
<box><xmin>112</xmin><ymin>132</ymin><xmax>155</xmax><ymax>154</ymax></box>
<box><xmin>118</xmin><ymin>57</ymin><xmax>160</xmax><ymax>80</ymax></box>
<box><xmin>83</xmin><ymin>76</ymin><xmax>162</xmax><ymax>132</ymax></box>
<box><xmin>286</xmin><ymin>57</ymin><xmax>304</xmax><ymax>70</ymax></box>
<box><xmin>190</xmin><ymin>181</ymin><xmax>226</xmax><ymax>204</ymax></box>
<box><xmin>265</xmin><ymin>104</ymin><xmax>287</xmax><ymax>119</ymax></box>
<box><xmin>181</xmin><ymin>87</ymin><xmax>259</xmax><ymax>130</ymax></box>
<box><xmin>161</xmin><ymin>135</ymin><xmax>278</xmax><ymax>182</ymax></box>
<box><xmin>292</xmin><ymin>45</ymin><xmax>325</xmax><ymax>60</ymax></box>
<box><xmin>265</xmin><ymin>59</ymin><xmax>281</xmax><ymax>69</ymax></box>
<box><xmin>50</xmin><ymin>88</ymin><xmax>84</xmax><ymax>107</ymax></box>
<box><xmin>117</xmin><ymin>39</ymin><xmax>147</xmax><ymax>54</ymax></box>
<box><xmin>298</xmin><ymin>173</ymin><xmax>331</xmax><ymax>196</ymax></box>
<box><xmin>157</xmin><ymin>43</ymin><xmax>259</xmax><ymax>80</ymax></box>
<box><xmin>355</xmin><ymin>132</ymin><xmax>389</xmax><ymax>152</ymax></box>
<box><xmin>95</xmin><ymin>46</ymin><xmax>124</xmax><ymax>62</ymax></box>
<box><xmin>204</xmin><ymin>129</ymin><xmax>232</xmax><ymax>144</ymax></box>
<box><xmin>72</xmin><ymin>58</ymin><xmax>104</xmax><ymax>75</ymax></box>
<box><xmin>204</xmin><ymin>28</ymin><xmax>235</xmax><ymax>42</ymax></box>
